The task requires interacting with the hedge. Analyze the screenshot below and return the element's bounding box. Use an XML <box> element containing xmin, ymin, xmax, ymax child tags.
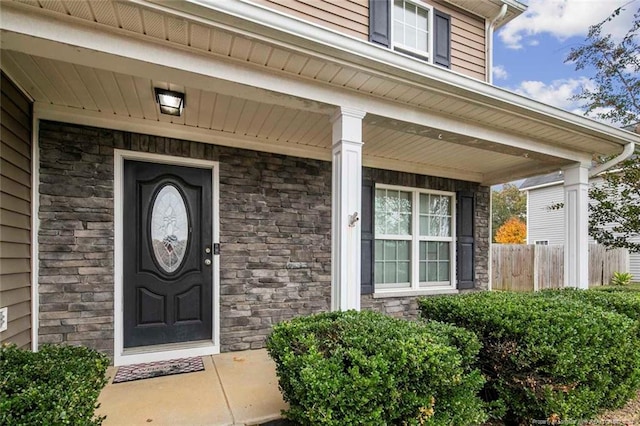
<box><xmin>267</xmin><ymin>310</ymin><xmax>487</xmax><ymax>425</ymax></box>
<box><xmin>1</xmin><ymin>344</ymin><xmax>109</xmax><ymax>425</ymax></box>
<box><xmin>540</xmin><ymin>288</ymin><xmax>640</xmax><ymax>322</ymax></box>
<box><xmin>418</xmin><ymin>291</ymin><xmax>640</xmax><ymax>424</ymax></box>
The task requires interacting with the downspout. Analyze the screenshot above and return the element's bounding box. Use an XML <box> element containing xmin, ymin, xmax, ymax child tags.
<box><xmin>486</xmin><ymin>4</ymin><xmax>508</xmax><ymax>84</ymax></box>
<box><xmin>588</xmin><ymin>142</ymin><xmax>636</xmax><ymax>178</ymax></box>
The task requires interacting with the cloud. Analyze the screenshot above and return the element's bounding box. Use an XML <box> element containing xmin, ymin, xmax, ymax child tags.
<box><xmin>493</xmin><ymin>65</ymin><xmax>509</xmax><ymax>80</ymax></box>
<box><xmin>510</xmin><ymin>77</ymin><xmax>618</xmax><ymax>124</ymax></box>
<box><xmin>513</xmin><ymin>77</ymin><xmax>593</xmax><ymax>109</ymax></box>
<box><xmin>498</xmin><ymin>0</ymin><xmax>636</xmax><ymax>49</ymax></box>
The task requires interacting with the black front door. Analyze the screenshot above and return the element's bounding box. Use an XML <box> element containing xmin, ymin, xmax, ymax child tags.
<box><xmin>123</xmin><ymin>160</ymin><xmax>213</xmax><ymax>348</ymax></box>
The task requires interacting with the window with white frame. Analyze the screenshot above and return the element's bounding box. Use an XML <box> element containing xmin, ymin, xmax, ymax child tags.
<box><xmin>375</xmin><ymin>185</ymin><xmax>455</xmax><ymax>291</ymax></box>
<box><xmin>392</xmin><ymin>0</ymin><xmax>433</xmax><ymax>60</ymax></box>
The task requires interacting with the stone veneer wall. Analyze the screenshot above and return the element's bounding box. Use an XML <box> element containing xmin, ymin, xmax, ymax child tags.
<box><xmin>37</xmin><ymin>120</ymin><xmax>489</xmax><ymax>357</ymax></box>
<box><xmin>360</xmin><ymin>168</ymin><xmax>490</xmax><ymax>318</ymax></box>
<box><xmin>37</xmin><ymin>121</ymin><xmax>332</xmax><ymax>356</ymax></box>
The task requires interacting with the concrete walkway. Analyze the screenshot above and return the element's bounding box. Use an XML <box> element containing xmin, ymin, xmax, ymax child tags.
<box><xmin>97</xmin><ymin>349</ymin><xmax>288</xmax><ymax>426</ymax></box>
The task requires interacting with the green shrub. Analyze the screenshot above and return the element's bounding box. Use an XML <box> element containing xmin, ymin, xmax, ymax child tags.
<box><xmin>1</xmin><ymin>344</ymin><xmax>109</xmax><ymax>426</ymax></box>
<box><xmin>267</xmin><ymin>310</ymin><xmax>487</xmax><ymax>426</ymax></box>
<box><xmin>610</xmin><ymin>271</ymin><xmax>634</xmax><ymax>286</ymax></box>
<box><xmin>419</xmin><ymin>292</ymin><xmax>640</xmax><ymax>424</ymax></box>
<box><xmin>540</xmin><ymin>288</ymin><xmax>640</xmax><ymax>322</ymax></box>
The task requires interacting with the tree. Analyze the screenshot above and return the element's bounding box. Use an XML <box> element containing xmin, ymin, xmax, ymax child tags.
<box><xmin>567</xmin><ymin>6</ymin><xmax>639</xmax><ymax>126</ymax></box>
<box><xmin>566</xmin><ymin>5</ymin><xmax>640</xmax><ymax>252</ymax></box>
<box><xmin>491</xmin><ymin>183</ymin><xmax>526</xmax><ymax>242</ymax></box>
<box><xmin>494</xmin><ymin>217</ymin><xmax>527</xmax><ymax>244</ymax></box>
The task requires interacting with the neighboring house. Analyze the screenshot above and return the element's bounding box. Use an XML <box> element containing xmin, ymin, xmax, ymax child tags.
<box><xmin>1</xmin><ymin>0</ymin><xmax>638</xmax><ymax>365</ymax></box>
<box><xmin>521</xmin><ymin>172</ymin><xmax>640</xmax><ymax>280</ymax></box>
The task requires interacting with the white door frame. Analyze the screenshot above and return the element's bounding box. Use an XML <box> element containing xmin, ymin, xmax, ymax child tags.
<box><xmin>113</xmin><ymin>149</ymin><xmax>220</xmax><ymax>366</ymax></box>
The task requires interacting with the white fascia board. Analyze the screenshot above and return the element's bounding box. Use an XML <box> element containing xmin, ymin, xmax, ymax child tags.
<box><xmin>443</xmin><ymin>0</ymin><xmax>526</xmax><ymax>28</ymax></box>
<box><xmin>0</xmin><ymin>8</ymin><xmax>594</xmax><ymax>165</ymax></box>
<box><xmin>148</xmin><ymin>0</ymin><xmax>638</xmax><ymax>149</ymax></box>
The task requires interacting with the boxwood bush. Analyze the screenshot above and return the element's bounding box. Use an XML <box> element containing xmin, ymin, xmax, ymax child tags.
<box><xmin>419</xmin><ymin>291</ymin><xmax>640</xmax><ymax>424</ymax></box>
<box><xmin>1</xmin><ymin>344</ymin><xmax>109</xmax><ymax>425</ymax></box>
<box><xmin>267</xmin><ymin>310</ymin><xmax>487</xmax><ymax>425</ymax></box>
<box><xmin>540</xmin><ymin>288</ymin><xmax>640</xmax><ymax>322</ymax></box>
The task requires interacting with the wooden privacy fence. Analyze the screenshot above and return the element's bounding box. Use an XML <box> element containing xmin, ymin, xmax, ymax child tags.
<box><xmin>492</xmin><ymin>244</ymin><xmax>629</xmax><ymax>292</ymax></box>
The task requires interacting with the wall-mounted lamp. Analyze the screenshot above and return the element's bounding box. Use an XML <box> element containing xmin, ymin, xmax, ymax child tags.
<box><xmin>154</xmin><ymin>88</ymin><xmax>185</xmax><ymax>116</ymax></box>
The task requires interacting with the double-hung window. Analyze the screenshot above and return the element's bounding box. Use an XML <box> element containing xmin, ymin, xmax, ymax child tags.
<box><xmin>392</xmin><ymin>0</ymin><xmax>433</xmax><ymax>60</ymax></box>
<box><xmin>374</xmin><ymin>185</ymin><xmax>455</xmax><ymax>292</ymax></box>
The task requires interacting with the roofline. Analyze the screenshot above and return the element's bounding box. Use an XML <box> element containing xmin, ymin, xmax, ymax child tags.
<box><xmin>495</xmin><ymin>0</ymin><xmax>527</xmax><ymax>28</ymax></box>
<box><xmin>442</xmin><ymin>0</ymin><xmax>527</xmax><ymax>29</ymax></box>
<box><xmin>147</xmin><ymin>0</ymin><xmax>639</xmax><ymax>149</ymax></box>
<box><xmin>520</xmin><ymin>181</ymin><xmax>563</xmax><ymax>192</ymax></box>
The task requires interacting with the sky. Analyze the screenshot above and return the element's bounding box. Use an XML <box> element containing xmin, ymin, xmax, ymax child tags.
<box><xmin>492</xmin><ymin>0</ymin><xmax>638</xmax><ymax>123</ymax></box>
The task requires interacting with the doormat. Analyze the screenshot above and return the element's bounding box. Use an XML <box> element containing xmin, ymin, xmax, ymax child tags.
<box><xmin>113</xmin><ymin>357</ymin><xmax>205</xmax><ymax>383</ymax></box>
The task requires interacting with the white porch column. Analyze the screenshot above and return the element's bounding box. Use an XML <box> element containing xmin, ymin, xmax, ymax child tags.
<box><xmin>563</xmin><ymin>164</ymin><xmax>590</xmax><ymax>289</ymax></box>
<box><xmin>331</xmin><ymin>107</ymin><xmax>366</xmax><ymax>311</ymax></box>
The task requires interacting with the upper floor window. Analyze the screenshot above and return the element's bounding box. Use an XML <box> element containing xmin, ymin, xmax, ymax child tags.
<box><xmin>370</xmin><ymin>0</ymin><xmax>451</xmax><ymax>69</ymax></box>
<box><xmin>392</xmin><ymin>0</ymin><xmax>432</xmax><ymax>60</ymax></box>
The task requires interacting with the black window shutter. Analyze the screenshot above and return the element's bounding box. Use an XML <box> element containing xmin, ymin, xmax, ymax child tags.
<box><xmin>456</xmin><ymin>191</ymin><xmax>475</xmax><ymax>289</ymax></box>
<box><xmin>369</xmin><ymin>0</ymin><xmax>391</xmax><ymax>47</ymax></box>
<box><xmin>434</xmin><ymin>10</ymin><xmax>451</xmax><ymax>69</ymax></box>
<box><xmin>361</xmin><ymin>180</ymin><xmax>375</xmax><ymax>295</ymax></box>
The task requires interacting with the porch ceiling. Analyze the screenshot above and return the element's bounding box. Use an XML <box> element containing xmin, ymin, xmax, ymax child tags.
<box><xmin>1</xmin><ymin>48</ymin><xmax>547</xmax><ymax>183</ymax></box>
<box><xmin>2</xmin><ymin>0</ymin><xmax>638</xmax><ymax>185</ymax></box>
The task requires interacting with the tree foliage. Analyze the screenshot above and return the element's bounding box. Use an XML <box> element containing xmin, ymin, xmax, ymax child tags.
<box><xmin>589</xmin><ymin>158</ymin><xmax>640</xmax><ymax>252</ymax></box>
<box><xmin>566</xmin><ymin>6</ymin><xmax>639</xmax><ymax>126</ymax></box>
<box><xmin>567</xmin><ymin>5</ymin><xmax>640</xmax><ymax>252</ymax></box>
<box><xmin>491</xmin><ymin>183</ymin><xmax>526</xmax><ymax>242</ymax></box>
<box><xmin>495</xmin><ymin>217</ymin><xmax>527</xmax><ymax>244</ymax></box>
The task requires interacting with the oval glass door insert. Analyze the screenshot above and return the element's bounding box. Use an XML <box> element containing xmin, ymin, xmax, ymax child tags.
<box><xmin>151</xmin><ymin>184</ymin><xmax>189</xmax><ymax>273</ymax></box>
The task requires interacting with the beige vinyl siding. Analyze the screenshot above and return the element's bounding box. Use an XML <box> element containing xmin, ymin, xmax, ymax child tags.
<box><xmin>251</xmin><ymin>0</ymin><xmax>369</xmax><ymax>40</ymax></box>
<box><xmin>0</xmin><ymin>71</ymin><xmax>32</xmax><ymax>349</ymax></box>
<box><xmin>430</xmin><ymin>0</ymin><xmax>486</xmax><ymax>81</ymax></box>
<box><xmin>253</xmin><ymin>0</ymin><xmax>486</xmax><ymax>81</ymax></box>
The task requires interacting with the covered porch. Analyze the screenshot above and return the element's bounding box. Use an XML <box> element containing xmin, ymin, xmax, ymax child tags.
<box><xmin>1</xmin><ymin>0</ymin><xmax>637</xmax><ymax>364</ymax></box>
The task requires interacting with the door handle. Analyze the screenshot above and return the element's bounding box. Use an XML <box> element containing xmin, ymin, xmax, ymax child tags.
<box><xmin>204</xmin><ymin>259</ymin><xmax>212</xmax><ymax>266</ymax></box>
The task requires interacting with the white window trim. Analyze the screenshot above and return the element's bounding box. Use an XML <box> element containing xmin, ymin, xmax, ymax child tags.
<box><xmin>374</xmin><ymin>184</ymin><xmax>456</xmax><ymax>295</ymax></box>
<box><xmin>391</xmin><ymin>0</ymin><xmax>434</xmax><ymax>63</ymax></box>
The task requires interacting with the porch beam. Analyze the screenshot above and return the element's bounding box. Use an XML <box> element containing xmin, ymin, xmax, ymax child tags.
<box><xmin>482</xmin><ymin>161</ymin><xmax>573</xmax><ymax>186</ymax></box>
<box><xmin>563</xmin><ymin>163</ymin><xmax>590</xmax><ymax>289</ymax></box>
<box><xmin>331</xmin><ymin>107</ymin><xmax>366</xmax><ymax>311</ymax></box>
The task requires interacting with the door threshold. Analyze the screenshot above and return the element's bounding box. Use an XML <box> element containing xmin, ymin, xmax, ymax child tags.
<box><xmin>124</xmin><ymin>340</ymin><xmax>213</xmax><ymax>355</ymax></box>
<box><xmin>116</xmin><ymin>340</ymin><xmax>218</xmax><ymax>366</ymax></box>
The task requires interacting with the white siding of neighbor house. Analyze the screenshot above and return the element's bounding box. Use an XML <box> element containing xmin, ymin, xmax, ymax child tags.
<box><xmin>629</xmin><ymin>238</ymin><xmax>640</xmax><ymax>280</ymax></box>
<box><xmin>526</xmin><ymin>184</ymin><xmax>565</xmax><ymax>246</ymax></box>
<box><xmin>526</xmin><ymin>180</ymin><xmax>640</xmax><ymax>281</ymax></box>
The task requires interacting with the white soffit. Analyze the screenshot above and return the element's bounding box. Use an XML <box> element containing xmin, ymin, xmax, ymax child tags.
<box><xmin>444</xmin><ymin>0</ymin><xmax>526</xmax><ymax>28</ymax></box>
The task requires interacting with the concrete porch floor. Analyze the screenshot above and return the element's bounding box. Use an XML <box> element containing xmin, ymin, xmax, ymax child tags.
<box><xmin>97</xmin><ymin>349</ymin><xmax>288</xmax><ymax>426</ymax></box>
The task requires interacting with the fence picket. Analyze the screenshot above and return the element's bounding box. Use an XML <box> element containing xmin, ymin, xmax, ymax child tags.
<box><xmin>491</xmin><ymin>244</ymin><xmax>628</xmax><ymax>291</ymax></box>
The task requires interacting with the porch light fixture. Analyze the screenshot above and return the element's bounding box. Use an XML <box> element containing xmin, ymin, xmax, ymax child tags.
<box><xmin>154</xmin><ymin>88</ymin><xmax>185</xmax><ymax>116</ymax></box>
